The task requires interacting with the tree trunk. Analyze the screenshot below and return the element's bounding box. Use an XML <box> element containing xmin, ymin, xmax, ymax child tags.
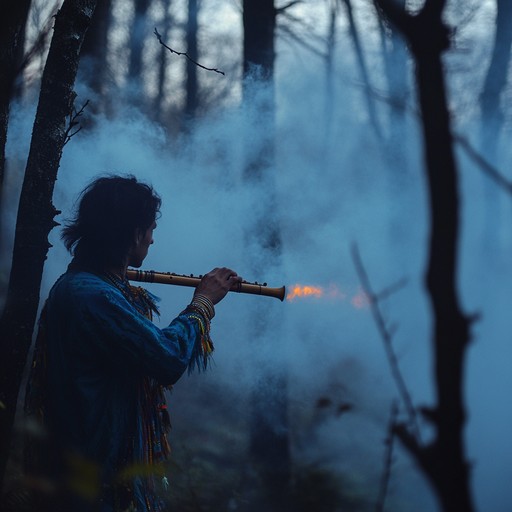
<box><xmin>184</xmin><ymin>0</ymin><xmax>199</xmax><ymax>122</ymax></box>
<box><xmin>79</xmin><ymin>0</ymin><xmax>113</xmax><ymax>112</ymax></box>
<box><xmin>324</xmin><ymin>0</ymin><xmax>338</xmax><ymax>143</ymax></box>
<box><xmin>0</xmin><ymin>0</ymin><xmax>96</xmax><ymax>495</ymax></box>
<box><xmin>341</xmin><ymin>0</ymin><xmax>382</xmax><ymax>139</ymax></box>
<box><xmin>376</xmin><ymin>0</ymin><xmax>409</xmax><ymax>164</ymax></box>
<box><xmin>478</xmin><ymin>0</ymin><xmax>512</xmax><ymax>231</ymax></box>
<box><xmin>242</xmin><ymin>2</ymin><xmax>290</xmax><ymax>510</ymax></box>
<box><xmin>479</xmin><ymin>0</ymin><xmax>512</xmax><ymax>159</ymax></box>
<box><xmin>243</xmin><ymin>0</ymin><xmax>275</xmax><ymax>81</ymax></box>
<box><xmin>414</xmin><ymin>29</ymin><xmax>474</xmax><ymax>512</ymax></box>
<box><xmin>0</xmin><ymin>0</ymin><xmax>32</xmax><ymax>204</ymax></box>
<box><xmin>373</xmin><ymin>1</ymin><xmax>475</xmax><ymax>511</ymax></box>
<box><xmin>153</xmin><ymin>0</ymin><xmax>172</xmax><ymax>124</ymax></box>
<box><xmin>128</xmin><ymin>0</ymin><xmax>152</xmax><ymax>100</ymax></box>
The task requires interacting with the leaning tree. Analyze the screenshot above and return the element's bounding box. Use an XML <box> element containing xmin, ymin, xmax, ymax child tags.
<box><xmin>0</xmin><ymin>0</ymin><xmax>97</xmax><ymax>496</ymax></box>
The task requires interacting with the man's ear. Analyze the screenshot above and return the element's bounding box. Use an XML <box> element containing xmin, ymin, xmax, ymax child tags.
<box><xmin>133</xmin><ymin>228</ymin><xmax>142</xmax><ymax>246</ymax></box>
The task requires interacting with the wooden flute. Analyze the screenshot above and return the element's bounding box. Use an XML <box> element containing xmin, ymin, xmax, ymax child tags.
<box><xmin>126</xmin><ymin>269</ymin><xmax>286</xmax><ymax>301</ymax></box>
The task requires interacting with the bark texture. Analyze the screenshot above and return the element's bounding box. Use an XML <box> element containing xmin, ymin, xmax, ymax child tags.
<box><xmin>185</xmin><ymin>0</ymin><xmax>199</xmax><ymax>120</ymax></box>
<box><xmin>373</xmin><ymin>1</ymin><xmax>475</xmax><ymax>511</ymax></box>
<box><xmin>0</xmin><ymin>0</ymin><xmax>32</xmax><ymax>201</ymax></box>
<box><xmin>0</xmin><ymin>0</ymin><xmax>97</xmax><ymax>494</ymax></box>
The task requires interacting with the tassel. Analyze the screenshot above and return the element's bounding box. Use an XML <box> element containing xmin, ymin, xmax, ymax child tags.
<box><xmin>185</xmin><ymin>313</ymin><xmax>215</xmax><ymax>373</ymax></box>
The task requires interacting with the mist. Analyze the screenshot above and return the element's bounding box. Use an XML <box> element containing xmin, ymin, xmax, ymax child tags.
<box><xmin>2</xmin><ymin>1</ymin><xmax>512</xmax><ymax>510</ymax></box>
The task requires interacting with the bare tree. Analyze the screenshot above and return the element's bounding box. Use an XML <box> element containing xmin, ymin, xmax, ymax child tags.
<box><xmin>79</xmin><ymin>0</ymin><xmax>113</xmax><ymax>112</ymax></box>
<box><xmin>243</xmin><ymin>0</ymin><xmax>276</xmax><ymax>81</ymax></box>
<box><xmin>340</xmin><ymin>0</ymin><xmax>383</xmax><ymax>139</ymax></box>
<box><xmin>0</xmin><ymin>0</ymin><xmax>32</xmax><ymax>203</ymax></box>
<box><xmin>0</xmin><ymin>0</ymin><xmax>97</xmax><ymax>496</ymax></box>
<box><xmin>242</xmin><ymin>1</ymin><xmax>290</xmax><ymax>510</ymax></box>
<box><xmin>372</xmin><ymin>0</ymin><xmax>475</xmax><ymax>510</ymax></box>
<box><xmin>153</xmin><ymin>0</ymin><xmax>173</xmax><ymax>123</ymax></box>
<box><xmin>184</xmin><ymin>0</ymin><xmax>199</xmax><ymax>121</ymax></box>
<box><xmin>128</xmin><ymin>0</ymin><xmax>152</xmax><ymax>103</ymax></box>
<box><xmin>376</xmin><ymin>0</ymin><xmax>409</xmax><ymax>166</ymax></box>
<box><xmin>324</xmin><ymin>0</ymin><xmax>338</xmax><ymax>137</ymax></box>
<box><xmin>479</xmin><ymin>0</ymin><xmax>512</xmax><ymax>159</ymax></box>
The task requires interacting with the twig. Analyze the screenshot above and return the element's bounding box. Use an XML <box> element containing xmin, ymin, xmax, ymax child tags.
<box><xmin>63</xmin><ymin>99</ymin><xmax>89</xmax><ymax>146</ymax></box>
<box><xmin>10</xmin><ymin>6</ymin><xmax>57</xmax><ymax>96</ymax></box>
<box><xmin>343</xmin><ymin>0</ymin><xmax>384</xmax><ymax>140</ymax></box>
<box><xmin>278</xmin><ymin>24</ymin><xmax>327</xmax><ymax>59</ymax></box>
<box><xmin>374</xmin><ymin>277</ymin><xmax>408</xmax><ymax>302</ymax></box>
<box><xmin>375</xmin><ymin>400</ymin><xmax>399</xmax><ymax>512</ymax></box>
<box><xmin>351</xmin><ymin>243</ymin><xmax>421</xmax><ymax>443</ymax></box>
<box><xmin>153</xmin><ymin>28</ymin><xmax>225</xmax><ymax>76</ymax></box>
<box><xmin>276</xmin><ymin>1</ymin><xmax>303</xmax><ymax>14</ymax></box>
<box><xmin>365</xmin><ymin>84</ymin><xmax>512</xmax><ymax>198</ymax></box>
<box><xmin>454</xmin><ymin>133</ymin><xmax>512</xmax><ymax>196</ymax></box>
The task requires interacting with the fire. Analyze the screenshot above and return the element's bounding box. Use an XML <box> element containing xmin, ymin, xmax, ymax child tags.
<box><xmin>286</xmin><ymin>284</ymin><xmax>324</xmax><ymax>300</ymax></box>
<box><xmin>286</xmin><ymin>283</ymin><xmax>368</xmax><ymax>309</ymax></box>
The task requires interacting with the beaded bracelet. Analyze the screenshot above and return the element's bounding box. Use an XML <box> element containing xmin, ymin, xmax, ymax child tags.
<box><xmin>183</xmin><ymin>311</ymin><xmax>214</xmax><ymax>369</ymax></box>
<box><xmin>186</xmin><ymin>312</ymin><xmax>208</xmax><ymax>335</ymax></box>
<box><xmin>187</xmin><ymin>303</ymin><xmax>209</xmax><ymax>323</ymax></box>
<box><xmin>191</xmin><ymin>293</ymin><xmax>215</xmax><ymax>320</ymax></box>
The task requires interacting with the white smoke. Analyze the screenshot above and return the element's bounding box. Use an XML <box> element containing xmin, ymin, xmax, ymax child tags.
<box><xmin>2</xmin><ymin>1</ymin><xmax>511</xmax><ymax>510</ymax></box>
<box><xmin>32</xmin><ymin>71</ymin><xmax>436</xmax><ymax>508</ymax></box>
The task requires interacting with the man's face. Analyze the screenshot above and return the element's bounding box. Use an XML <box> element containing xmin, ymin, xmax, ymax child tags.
<box><xmin>128</xmin><ymin>221</ymin><xmax>156</xmax><ymax>268</ymax></box>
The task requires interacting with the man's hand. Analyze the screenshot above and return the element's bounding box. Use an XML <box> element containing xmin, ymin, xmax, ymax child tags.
<box><xmin>194</xmin><ymin>267</ymin><xmax>242</xmax><ymax>305</ymax></box>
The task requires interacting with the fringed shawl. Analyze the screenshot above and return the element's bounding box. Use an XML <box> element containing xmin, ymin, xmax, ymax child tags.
<box><xmin>25</xmin><ymin>269</ymin><xmax>213</xmax><ymax>511</ymax></box>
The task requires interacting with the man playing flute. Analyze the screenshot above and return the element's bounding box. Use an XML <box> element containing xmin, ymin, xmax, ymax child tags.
<box><xmin>24</xmin><ymin>175</ymin><xmax>241</xmax><ymax>512</ymax></box>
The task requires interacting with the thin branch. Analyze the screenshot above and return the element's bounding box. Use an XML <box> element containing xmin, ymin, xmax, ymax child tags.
<box><xmin>364</xmin><ymin>82</ymin><xmax>417</xmax><ymax>117</ymax></box>
<box><xmin>374</xmin><ymin>277</ymin><xmax>408</xmax><ymax>302</ymax></box>
<box><xmin>15</xmin><ymin>19</ymin><xmax>54</xmax><ymax>88</ymax></box>
<box><xmin>276</xmin><ymin>0</ymin><xmax>302</xmax><ymax>14</ymax></box>
<box><xmin>279</xmin><ymin>10</ymin><xmax>328</xmax><ymax>43</ymax></box>
<box><xmin>340</xmin><ymin>0</ymin><xmax>383</xmax><ymax>140</ymax></box>
<box><xmin>372</xmin><ymin>0</ymin><xmax>411</xmax><ymax>34</ymax></box>
<box><xmin>8</xmin><ymin>6</ymin><xmax>58</xmax><ymax>97</ymax></box>
<box><xmin>454</xmin><ymin>134</ymin><xmax>512</xmax><ymax>196</ymax></box>
<box><xmin>278</xmin><ymin>24</ymin><xmax>327</xmax><ymax>59</ymax></box>
<box><xmin>351</xmin><ymin>243</ymin><xmax>421</xmax><ymax>443</ymax></box>
<box><xmin>153</xmin><ymin>28</ymin><xmax>225</xmax><ymax>76</ymax></box>
<box><xmin>63</xmin><ymin>99</ymin><xmax>89</xmax><ymax>146</ymax></box>
<box><xmin>375</xmin><ymin>400</ymin><xmax>399</xmax><ymax>512</ymax></box>
<box><xmin>392</xmin><ymin>422</ymin><xmax>426</xmax><ymax>467</ymax></box>
<box><xmin>363</xmin><ymin>84</ymin><xmax>512</xmax><ymax>198</ymax></box>
<box><xmin>278</xmin><ymin>9</ymin><xmax>331</xmax><ymax>52</ymax></box>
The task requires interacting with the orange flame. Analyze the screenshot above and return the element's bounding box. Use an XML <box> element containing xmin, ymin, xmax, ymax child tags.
<box><xmin>287</xmin><ymin>284</ymin><xmax>324</xmax><ymax>300</ymax></box>
<box><xmin>286</xmin><ymin>283</ymin><xmax>368</xmax><ymax>308</ymax></box>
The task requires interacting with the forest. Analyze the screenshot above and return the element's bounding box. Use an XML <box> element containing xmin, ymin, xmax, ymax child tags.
<box><xmin>1</xmin><ymin>0</ymin><xmax>512</xmax><ymax>511</ymax></box>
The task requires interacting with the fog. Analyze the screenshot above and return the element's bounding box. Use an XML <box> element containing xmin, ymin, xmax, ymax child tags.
<box><xmin>2</xmin><ymin>1</ymin><xmax>512</xmax><ymax>510</ymax></box>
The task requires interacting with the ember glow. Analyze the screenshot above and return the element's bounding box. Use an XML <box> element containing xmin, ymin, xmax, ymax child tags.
<box><xmin>351</xmin><ymin>288</ymin><xmax>370</xmax><ymax>309</ymax></box>
<box><xmin>286</xmin><ymin>284</ymin><xmax>323</xmax><ymax>300</ymax></box>
<box><xmin>286</xmin><ymin>284</ymin><xmax>368</xmax><ymax>308</ymax></box>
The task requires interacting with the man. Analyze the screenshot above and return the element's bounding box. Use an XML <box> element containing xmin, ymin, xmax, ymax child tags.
<box><xmin>24</xmin><ymin>175</ymin><xmax>241</xmax><ymax>511</ymax></box>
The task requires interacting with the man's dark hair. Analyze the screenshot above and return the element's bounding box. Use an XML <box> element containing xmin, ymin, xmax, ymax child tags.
<box><xmin>62</xmin><ymin>175</ymin><xmax>161</xmax><ymax>269</ymax></box>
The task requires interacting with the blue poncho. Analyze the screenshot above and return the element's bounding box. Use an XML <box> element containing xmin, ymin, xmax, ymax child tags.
<box><xmin>25</xmin><ymin>268</ymin><xmax>211</xmax><ymax>511</ymax></box>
